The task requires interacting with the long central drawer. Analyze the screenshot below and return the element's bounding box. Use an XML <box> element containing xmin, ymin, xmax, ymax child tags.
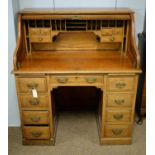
<box><xmin>50</xmin><ymin>75</ymin><xmax>103</xmax><ymax>86</ymax></box>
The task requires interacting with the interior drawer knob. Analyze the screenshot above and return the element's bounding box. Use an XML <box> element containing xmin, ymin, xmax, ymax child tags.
<box><xmin>29</xmin><ymin>98</ymin><xmax>39</xmax><ymax>105</ymax></box>
<box><xmin>27</xmin><ymin>83</ymin><xmax>38</xmax><ymax>89</ymax></box>
<box><xmin>86</xmin><ymin>77</ymin><xmax>96</xmax><ymax>83</ymax></box>
<box><xmin>113</xmin><ymin>114</ymin><xmax>123</xmax><ymax>120</ymax></box>
<box><xmin>114</xmin><ymin>99</ymin><xmax>125</xmax><ymax>105</ymax></box>
<box><xmin>39</xmin><ymin>38</ymin><xmax>43</xmax><ymax>41</ymax></box>
<box><xmin>31</xmin><ymin>117</ymin><xmax>41</xmax><ymax>122</ymax></box>
<box><xmin>110</xmin><ymin>36</ymin><xmax>114</xmax><ymax>42</ymax></box>
<box><xmin>57</xmin><ymin>77</ymin><xmax>68</xmax><ymax>83</ymax></box>
<box><xmin>115</xmin><ymin>82</ymin><xmax>126</xmax><ymax>88</ymax></box>
<box><xmin>31</xmin><ymin>132</ymin><xmax>42</xmax><ymax>138</ymax></box>
<box><xmin>112</xmin><ymin>129</ymin><xmax>123</xmax><ymax>135</ymax></box>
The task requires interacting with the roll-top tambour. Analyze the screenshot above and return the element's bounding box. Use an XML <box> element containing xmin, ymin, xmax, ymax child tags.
<box><xmin>17</xmin><ymin>77</ymin><xmax>47</xmax><ymax>93</ymax></box>
<box><xmin>22</xmin><ymin>111</ymin><xmax>49</xmax><ymax>125</ymax></box>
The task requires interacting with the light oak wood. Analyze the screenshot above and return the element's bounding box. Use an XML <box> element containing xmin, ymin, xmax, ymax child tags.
<box><xmin>106</xmin><ymin>109</ymin><xmax>131</xmax><ymax>122</ymax></box>
<box><xmin>22</xmin><ymin>111</ymin><xmax>49</xmax><ymax>125</ymax></box>
<box><xmin>16</xmin><ymin>77</ymin><xmax>47</xmax><ymax>93</ymax></box>
<box><xmin>104</xmin><ymin>124</ymin><xmax>131</xmax><ymax>138</ymax></box>
<box><xmin>107</xmin><ymin>75</ymin><xmax>135</xmax><ymax>91</ymax></box>
<box><xmin>13</xmin><ymin>8</ymin><xmax>141</xmax><ymax>145</ymax></box>
<box><xmin>19</xmin><ymin>94</ymin><xmax>49</xmax><ymax>110</ymax></box>
<box><xmin>23</xmin><ymin>126</ymin><xmax>50</xmax><ymax>139</ymax></box>
<box><xmin>106</xmin><ymin>93</ymin><xmax>133</xmax><ymax>107</ymax></box>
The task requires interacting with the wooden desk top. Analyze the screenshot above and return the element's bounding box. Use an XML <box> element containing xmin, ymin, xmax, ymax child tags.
<box><xmin>14</xmin><ymin>51</ymin><xmax>141</xmax><ymax>74</ymax></box>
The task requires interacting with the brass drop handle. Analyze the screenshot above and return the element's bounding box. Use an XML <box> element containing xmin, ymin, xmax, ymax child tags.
<box><xmin>27</xmin><ymin>83</ymin><xmax>38</xmax><ymax>89</ymax></box>
<box><xmin>85</xmin><ymin>77</ymin><xmax>96</xmax><ymax>83</ymax></box>
<box><xmin>31</xmin><ymin>116</ymin><xmax>41</xmax><ymax>122</ymax></box>
<box><xmin>112</xmin><ymin>129</ymin><xmax>123</xmax><ymax>135</ymax></box>
<box><xmin>29</xmin><ymin>98</ymin><xmax>39</xmax><ymax>105</ymax></box>
<box><xmin>115</xmin><ymin>82</ymin><xmax>126</xmax><ymax>89</ymax></box>
<box><xmin>57</xmin><ymin>77</ymin><xmax>68</xmax><ymax>83</ymax></box>
<box><xmin>39</xmin><ymin>38</ymin><xmax>43</xmax><ymax>41</ymax></box>
<box><xmin>114</xmin><ymin>99</ymin><xmax>125</xmax><ymax>105</ymax></box>
<box><xmin>110</xmin><ymin>36</ymin><xmax>114</xmax><ymax>42</ymax></box>
<box><xmin>31</xmin><ymin>132</ymin><xmax>42</xmax><ymax>138</ymax></box>
<box><xmin>113</xmin><ymin>114</ymin><xmax>123</xmax><ymax>120</ymax></box>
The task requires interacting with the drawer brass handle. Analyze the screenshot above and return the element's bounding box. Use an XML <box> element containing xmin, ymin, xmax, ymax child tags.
<box><xmin>113</xmin><ymin>114</ymin><xmax>123</xmax><ymax>120</ymax></box>
<box><xmin>31</xmin><ymin>132</ymin><xmax>42</xmax><ymax>138</ymax></box>
<box><xmin>114</xmin><ymin>99</ymin><xmax>125</xmax><ymax>105</ymax></box>
<box><xmin>112</xmin><ymin>129</ymin><xmax>123</xmax><ymax>135</ymax></box>
<box><xmin>110</xmin><ymin>36</ymin><xmax>114</xmax><ymax>42</ymax></box>
<box><xmin>29</xmin><ymin>98</ymin><xmax>39</xmax><ymax>105</ymax></box>
<box><xmin>115</xmin><ymin>82</ymin><xmax>126</xmax><ymax>89</ymax></box>
<box><xmin>57</xmin><ymin>77</ymin><xmax>68</xmax><ymax>83</ymax></box>
<box><xmin>85</xmin><ymin>77</ymin><xmax>96</xmax><ymax>83</ymax></box>
<box><xmin>27</xmin><ymin>83</ymin><xmax>38</xmax><ymax>89</ymax></box>
<box><xmin>39</xmin><ymin>38</ymin><xmax>43</xmax><ymax>41</ymax></box>
<box><xmin>31</xmin><ymin>117</ymin><xmax>41</xmax><ymax>122</ymax></box>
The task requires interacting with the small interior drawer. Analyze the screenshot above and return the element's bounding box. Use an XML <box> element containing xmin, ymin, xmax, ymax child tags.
<box><xmin>29</xmin><ymin>28</ymin><xmax>51</xmax><ymax>36</ymax></box>
<box><xmin>107</xmin><ymin>93</ymin><xmax>132</xmax><ymax>107</ymax></box>
<box><xmin>17</xmin><ymin>77</ymin><xmax>47</xmax><ymax>93</ymax></box>
<box><xmin>50</xmin><ymin>75</ymin><xmax>103</xmax><ymax>86</ymax></box>
<box><xmin>106</xmin><ymin>109</ymin><xmax>131</xmax><ymax>122</ymax></box>
<box><xmin>113</xmin><ymin>28</ymin><xmax>124</xmax><ymax>35</ymax></box>
<box><xmin>23</xmin><ymin>126</ymin><xmax>50</xmax><ymax>140</ymax></box>
<box><xmin>30</xmin><ymin>36</ymin><xmax>52</xmax><ymax>43</ymax></box>
<box><xmin>107</xmin><ymin>76</ymin><xmax>135</xmax><ymax>91</ymax></box>
<box><xmin>101</xmin><ymin>35</ymin><xmax>123</xmax><ymax>43</ymax></box>
<box><xmin>22</xmin><ymin>111</ymin><xmax>49</xmax><ymax>125</ymax></box>
<box><xmin>104</xmin><ymin>124</ymin><xmax>131</xmax><ymax>138</ymax></box>
<box><xmin>101</xmin><ymin>28</ymin><xmax>113</xmax><ymax>36</ymax></box>
<box><xmin>19</xmin><ymin>94</ymin><xmax>49</xmax><ymax>110</ymax></box>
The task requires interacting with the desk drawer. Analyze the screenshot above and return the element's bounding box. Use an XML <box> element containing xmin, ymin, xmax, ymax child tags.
<box><xmin>22</xmin><ymin>111</ymin><xmax>49</xmax><ymax>125</ymax></box>
<box><xmin>23</xmin><ymin>126</ymin><xmax>50</xmax><ymax>140</ymax></box>
<box><xmin>101</xmin><ymin>35</ymin><xmax>123</xmax><ymax>43</ymax></box>
<box><xmin>30</xmin><ymin>36</ymin><xmax>52</xmax><ymax>43</ymax></box>
<box><xmin>17</xmin><ymin>77</ymin><xmax>47</xmax><ymax>93</ymax></box>
<box><xmin>107</xmin><ymin>76</ymin><xmax>135</xmax><ymax>91</ymax></box>
<box><xmin>29</xmin><ymin>28</ymin><xmax>51</xmax><ymax>36</ymax></box>
<box><xmin>101</xmin><ymin>28</ymin><xmax>113</xmax><ymax>36</ymax></box>
<box><xmin>104</xmin><ymin>124</ymin><xmax>131</xmax><ymax>138</ymax></box>
<box><xmin>50</xmin><ymin>75</ymin><xmax>103</xmax><ymax>86</ymax></box>
<box><xmin>19</xmin><ymin>94</ymin><xmax>49</xmax><ymax>110</ymax></box>
<box><xmin>107</xmin><ymin>93</ymin><xmax>132</xmax><ymax>107</ymax></box>
<box><xmin>106</xmin><ymin>109</ymin><xmax>131</xmax><ymax>122</ymax></box>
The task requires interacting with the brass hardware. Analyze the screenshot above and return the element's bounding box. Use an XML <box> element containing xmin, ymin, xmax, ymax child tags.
<box><xmin>112</xmin><ymin>129</ymin><xmax>123</xmax><ymax>135</ymax></box>
<box><xmin>113</xmin><ymin>114</ymin><xmax>123</xmax><ymax>120</ymax></box>
<box><xmin>31</xmin><ymin>132</ymin><xmax>42</xmax><ymax>137</ymax></box>
<box><xmin>115</xmin><ymin>82</ymin><xmax>126</xmax><ymax>88</ymax></box>
<box><xmin>72</xmin><ymin>16</ymin><xmax>80</xmax><ymax>20</ymax></box>
<box><xmin>31</xmin><ymin>117</ymin><xmax>41</xmax><ymax>122</ymax></box>
<box><xmin>27</xmin><ymin>83</ymin><xmax>38</xmax><ymax>89</ymax></box>
<box><xmin>29</xmin><ymin>98</ymin><xmax>39</xmax><ymax>105</ymax></box>
<box><xmin>110</xmin><ymin>36</ymin><xmax>114</xmax><ymax>42</ymax></box>
<box><xmin>114</xmin><ymin>99</ymin><xmax>125</xmax><ymax>105</ymax></box>
<box><xmin>39</xmin><ymin>38</ymin><xmax>43</xmax><ymax>41</ymax></box>
<box><xmin>57</xmin><ymin>77</ymin><xmax>68</xmax><ymax>83</ymax></box>
<box><xmin>85</xmin><ymin>77</ymin><xmax>96</xmax><ymax>83</ymax></box>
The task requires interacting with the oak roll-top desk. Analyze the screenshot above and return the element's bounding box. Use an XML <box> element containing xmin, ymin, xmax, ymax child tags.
<box><xmin>13</xmin><ymin>8</ymin><xmax>141</xmax><ymax>145</ymax></box>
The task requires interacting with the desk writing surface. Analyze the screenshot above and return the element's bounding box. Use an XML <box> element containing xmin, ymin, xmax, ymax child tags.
<box><xmin>15</xmin><ymin>50</ymin><xmax>140</xmax><ymax>74</ymax></box>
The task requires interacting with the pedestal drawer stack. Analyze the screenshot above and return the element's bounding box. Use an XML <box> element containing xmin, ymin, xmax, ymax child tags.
<box><xmin>16</xmin><ymin>76</ymin><xmax>51</xmax><ymax>144</ymax></box>
<box><xmin>102</xmin><ymin>74</ymin><xmax>138</xmax><ymax>144</ymax></box>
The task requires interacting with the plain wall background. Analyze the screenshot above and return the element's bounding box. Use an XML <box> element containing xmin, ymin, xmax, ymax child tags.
<box><xmin>8</xmin><ymin>0</ymin><xmax>146</xmax><ymax>126</ymax></box>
